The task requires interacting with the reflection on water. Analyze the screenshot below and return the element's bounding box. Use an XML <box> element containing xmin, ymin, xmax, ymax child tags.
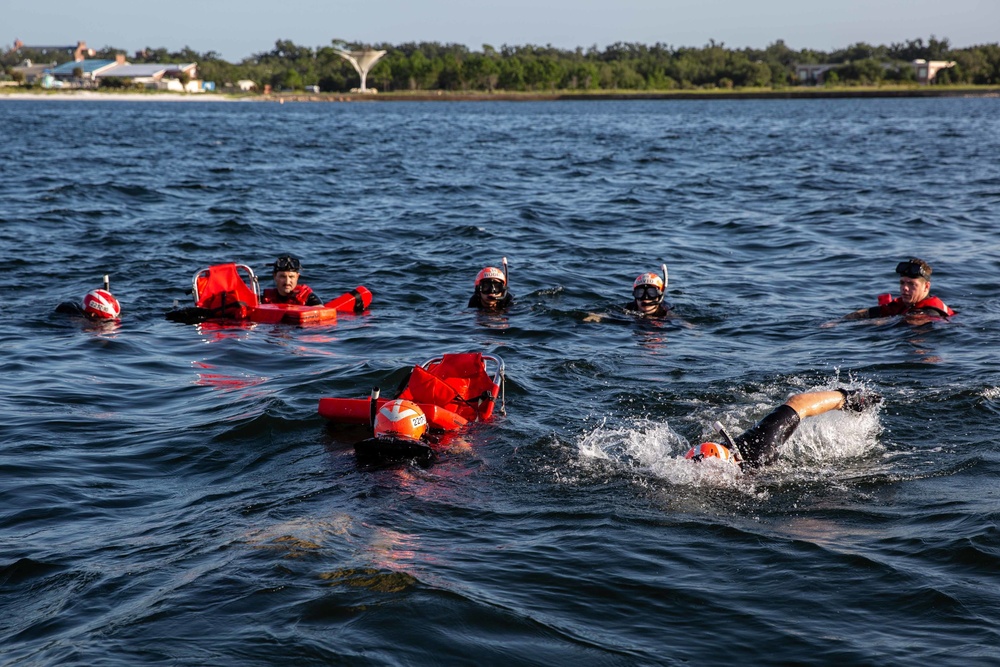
<box><xmin>192</xmin><ymin>361</ymin><xmax>268</xmax><ymax>391</ymax></box>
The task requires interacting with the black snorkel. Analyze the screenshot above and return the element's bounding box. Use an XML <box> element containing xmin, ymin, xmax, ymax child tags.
<box><xmin>713</xmin><ymin>420</ymin><xmax>743</xmax><ymax>464</ymax></box>
<box><xmin>369</xmin><ymin>387</ymin><xmax>380</xmax><ymax>437</ymax></box>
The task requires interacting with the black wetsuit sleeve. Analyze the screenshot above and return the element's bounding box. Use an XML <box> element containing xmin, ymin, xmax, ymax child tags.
<box><xmin>306</xmin><ymin>292</ymin><xmax>322</xmax><ymax>306</ymax></box>
<box><xmin>733</xmin><ymin>404</ymin><xmax>801</xmax><ymax>468</ymax></box>
<box><xmin>55</xmin><ymin>301</ymin><xmax>85</xmax><ymax>316</ymax></box>
<box><xmin>469</xmin><ymin>292</ymin><xmax>513</xmax><ymax>311</ymax></box>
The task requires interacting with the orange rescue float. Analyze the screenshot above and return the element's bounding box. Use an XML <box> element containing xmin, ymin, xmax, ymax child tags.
<box><xmin>319</xmin><ymin>352</ymin><xmax>506</xmax><ymax>435</ymax></box>
<box><xmin>165</xmin><ymin>263</ymin><xmax>371</xmax><ymax>325</ymax></box>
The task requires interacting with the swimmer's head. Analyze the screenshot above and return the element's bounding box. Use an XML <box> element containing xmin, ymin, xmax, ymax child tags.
<box><xmin>475</xmin><ymin>266</ymin><xmax>507</xmax><ymax>304</ymax></box>
<box><xmin>374</xmin><ymin>399</ymin><xmax>428</xmax><ymax>441</ymax></box>
<box><xmin>272</xmin><ymin>255</ymin><xmax>302</xmax><ymax>297</ymax></box>
<box><xmin>273</xmin><ymin>254</ymin><xmax>302</xmax><ymax>274</ymax></box>
<box><xmin>895</xmin><ymin>258</ymin><xmax>932</xmax><ymax>304</ymax></box>
<box><xmin>895</xmin><ymin>258</ymin><xmax>931</xmax><ymax>280</ymax></box>
<box><xmin>83</xmin><ymin>289</ymin><xmax>120</xmax><ymax>320</ymax></box>
<box><xmin>684</xmin><ymin>442</ymin><xmax>736</xmax><ymax>463</ymax></box>
<box><xmin>632</xmin><ymin>272</ymin><xmax>664</xmax><ymax>314</ymax></box>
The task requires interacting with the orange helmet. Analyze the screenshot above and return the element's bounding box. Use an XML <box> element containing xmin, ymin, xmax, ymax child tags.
<box><xmin>633</xmin><ymin>272</ymin><xmax>664</xmax><ymax>291</ymax></box>
<box><xmin>633</xmin><ymin>272</ymin><xmax>666</xmax><ymax>303</ymax></box>
<box><xmin>476</xmin><ymin>267</ymin><xmax>506</xmax><ymax>285</ymax></box>
<box><xmin>83</xmin><ymin>289</ymin><xmax>121</xmax><ymax>320</ymax></box>
<box><xmin>374</xmin><ymin>399</ymin><xmax>428</xmax><ymax>441</ymax></box>
<box><xmin>475</xmin><ymin>266</ymin><xmax>507</xmax><ymax>297</ymax></box>
<box><xmin>684</xmin><ymin>442</ymin><xmax>735</xmax><ymax>463</ymax></box>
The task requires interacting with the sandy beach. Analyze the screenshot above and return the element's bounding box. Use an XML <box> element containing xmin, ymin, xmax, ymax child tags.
<box><xmin>0</xmin><ymin>90</ymin><xmax>243</xmax><ymax>102</ymax></box>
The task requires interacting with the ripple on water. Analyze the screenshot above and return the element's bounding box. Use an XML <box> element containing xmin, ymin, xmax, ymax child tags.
<box><xmin>2</xmin><ymin>96</ymin><xmax>1000</xmax><ymax>664</ymax></box>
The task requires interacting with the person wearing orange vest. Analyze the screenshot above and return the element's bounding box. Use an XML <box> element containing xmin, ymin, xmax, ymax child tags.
<box><xmin>842</xmin><ymin>258</ymin><xmax>955</xmax><ymax>321</ymax></box>
<box><xmin>262</xmin><ymin>255</ymin><xmax>323</xmax><ymax>306</ymax></box>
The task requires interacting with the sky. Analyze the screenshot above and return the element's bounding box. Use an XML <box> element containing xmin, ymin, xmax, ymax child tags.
<box><xmin>4</xmin><ymin>0</ymin><xmax>997</xmax><ymax>62</ymax></box>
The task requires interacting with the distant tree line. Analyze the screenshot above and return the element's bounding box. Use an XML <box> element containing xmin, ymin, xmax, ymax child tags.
<box><xmin>4</xmin><ymin>37</ymin><xmax>1000</xmax><ymax>91</ymax></box>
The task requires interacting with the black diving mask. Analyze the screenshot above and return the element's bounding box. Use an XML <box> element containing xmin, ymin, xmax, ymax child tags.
<box><xmin>479</xmin><ymin>279</ymin><xmax>505</xmax><ymax>295</ymax></box>
<box><xmin>274</xmin><ymin>256</ymin><xmax>301</xmax><ymax>273</ymax></box>
<box><xmin>895</xmin><ymin>261</ymin><xmax>929</xmax><ymax>279</ymax></box>
<box><xmin>633</xmin><ymin>285</ymin><xmax>663</xmax><ymax>301</ymax></box>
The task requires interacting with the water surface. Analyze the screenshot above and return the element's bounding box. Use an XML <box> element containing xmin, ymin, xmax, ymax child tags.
<box><xmin>1</xmin><ymin>97</ymin><xmax>999</xmax><ymax>665</ymax></box>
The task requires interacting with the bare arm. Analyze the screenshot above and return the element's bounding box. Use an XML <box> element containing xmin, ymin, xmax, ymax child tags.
<box><xmin>822</xmin><ymin>307</ymin><xmax>870</xmax><ymax>328</ymax></box>
<box><xmin>784</xmin><ymin>391</ymin><xmax>846</xmax><ymax>418</ymax></box>
<box><xmin>784</xmin><ymin>388</ymin><xmax>881</xmax><ymax>418</ymax></box>
<box><xmin>841</xmin><ymin>308</ymin><xmax>871</xmax><ymax>321</ymax></box>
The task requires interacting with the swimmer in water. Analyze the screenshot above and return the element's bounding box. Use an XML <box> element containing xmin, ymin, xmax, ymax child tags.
<box><xmin>262</xmin><ymin>255</ymin><xmax>323</xmax><ymax>306</ymax></box>
<box><xmin>469</xmin><ymin>258</ymin><xmax>513</xmax><ymax>312</ymax></box>
<box><xmin>686</xmin><ymin>388</ymin><xmax>883</xmax><ymax>468</ymax></box>
<box><xmin>625</xmin><ymin>265</ymin><xmax>672</xmax><ymax>318</ymax></box>
<box><xmin>841</xmin><ymin>258</ymin><xmax>954</xmax><ymax>322</ymax></box>
<box><xmin>354</xmin><ymin>398</ymin><xmax>434</xmax><ymax>463</ymax></box>
<box><xmin>56</xmin><ymin>275</ymin><xmax>121</xmax><ymax>321</ymax></box>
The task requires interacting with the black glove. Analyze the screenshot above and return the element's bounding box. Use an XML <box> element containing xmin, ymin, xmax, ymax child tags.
<box><xmin>838</xmin><ymin>388</ymin><xmax>883</xmax><ymax>413</ymax></box>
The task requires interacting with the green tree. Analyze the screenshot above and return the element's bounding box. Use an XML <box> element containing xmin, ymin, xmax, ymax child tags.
<box><xmin>464</xmin><ymin>52</ymin><xmax>499</xmax><ymax>91</ymax></box>
<box><xmin>57</xmin><ymin>35</ymin><xmax>999</xmax><ymax>94</ymax></box>
<box><xmin>407</xmin><ymin>50</ymin><xmax>434</xmax><ymax>89</ymax></box>
<box><xmin>498</xmin><ymin>56</ymin><xmax>525</xmax><ymax>90</ymax></box>
<box><xmin>837</xmin><ymin>58</ymin><xmax>886</xmax><ymax>85</ymax></box>
<box><xmin>438</xmin><ymin>53</ymin><xmax>463</xmax><ymax>90</ymax></box>
<box><xmin>282</xmin><ymin>68</ymin><xmax>303</xmax><ymax>90</ymax></box>
<box><xmin>566</xmin><ymin>61</ymin><xmax>601</xmax><ymax>89</ymax></box>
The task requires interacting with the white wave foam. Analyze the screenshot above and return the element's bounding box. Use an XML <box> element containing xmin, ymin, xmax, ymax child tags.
<box><xmin>577</xmin><ymin>418</ymin><xmax>744</xmax><ymax>488</ymax></box>
<box><xmin>574</xmin><ymin>384</ymin><xmax>884</xmax><ymax>488</ymax></box>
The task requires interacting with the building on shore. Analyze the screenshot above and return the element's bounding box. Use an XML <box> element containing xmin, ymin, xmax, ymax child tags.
<box><xmin>913</xmin><ymin>59</ymin><xmax>957</xmax><ymax>84</ymax></box>
<box><xmin>9</xmin><ymin>60</ymin><xmax>54</xmax><ymax>85</ymax></box>
<box><xmin>8</xmin><ymin>39</ymin><xmax>94</xmax><ymax>62</ymax></box>
<box><xmin>794</xmin><ymin>63</ymin><xmax>839</xmax><ymax>84</ymax></box>
<box><xmin>794</xmin><ymin>59</ymin><xmax>957</xmax><ymax>85</ymax></box>
<box><xmin>43</xmin><ymin>54</ymin><xmax>203</xmax><ymax>91</ymax></box>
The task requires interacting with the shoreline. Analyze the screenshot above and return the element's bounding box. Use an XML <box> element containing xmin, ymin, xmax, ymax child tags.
<box><xmin>0</xmin><ymin>90</ymin><xmax>243</xmax><ymax>102</ymax></box>
<box><xmin>2</xmin><ymin>86</ymin><xmax>999</xmax><ymax>103</ymax></box>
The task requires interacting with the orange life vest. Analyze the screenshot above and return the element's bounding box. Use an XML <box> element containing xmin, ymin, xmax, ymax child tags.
<box><xmin>262</xmin><ymin>285</ymin><xmax>315</xmax><ymax>306</ymax></box>
<box><xmin>877</xmin><ymin>295</ymin><xmax>955</xmax><ymax>318</ymax></box>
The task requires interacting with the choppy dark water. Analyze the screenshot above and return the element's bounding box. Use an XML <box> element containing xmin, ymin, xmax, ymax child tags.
<box><xmin>2</xmin><ymin>96</ymin><xmax>999</xmax><ymax>666</ymax></box>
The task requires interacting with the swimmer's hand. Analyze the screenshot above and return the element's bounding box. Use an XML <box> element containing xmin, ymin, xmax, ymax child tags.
<box><xmin>837</xmin><ymin>388</ymin><xmax>883</xmax><ymax>413</ymax></box>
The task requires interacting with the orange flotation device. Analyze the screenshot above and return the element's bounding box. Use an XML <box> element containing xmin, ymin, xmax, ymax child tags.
<box><xmin>249</xmin><ymin>303</ymin><xmax>338</xmax><ymax>325</ymax></box>
<box><xmin>876</xmin><ymin>293</ymin><xmax>955</xmax><ymax>318</ymax></box>
<box><xmin>326</xmin><ymin>286</ymin><xmax>373</xmax><ymax>314</ymax></box>
<box><xmin>193</xmin><ymin>263</ymin><xmax>260</xmax><ymax>320</ymax></box>
<box><xmin>167</xmin><ymin>263</ymin><xmax>371</xmax><ymax>325</ymax></box>
<box><xmin>318</xmin><ymin>352</ymin><xmax>504</xmax><ymax>433</ymax></box>
<box><xmin>250</xmin><ymin>288</ymin><xmax>372</xmax><ymax>325</ymax></box>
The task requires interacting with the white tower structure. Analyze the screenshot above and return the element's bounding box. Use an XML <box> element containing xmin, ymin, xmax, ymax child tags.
<box><xmin>335</xmin><ymin>49</ymin><xmax>387</xmax><ymax>93</ymax></box>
